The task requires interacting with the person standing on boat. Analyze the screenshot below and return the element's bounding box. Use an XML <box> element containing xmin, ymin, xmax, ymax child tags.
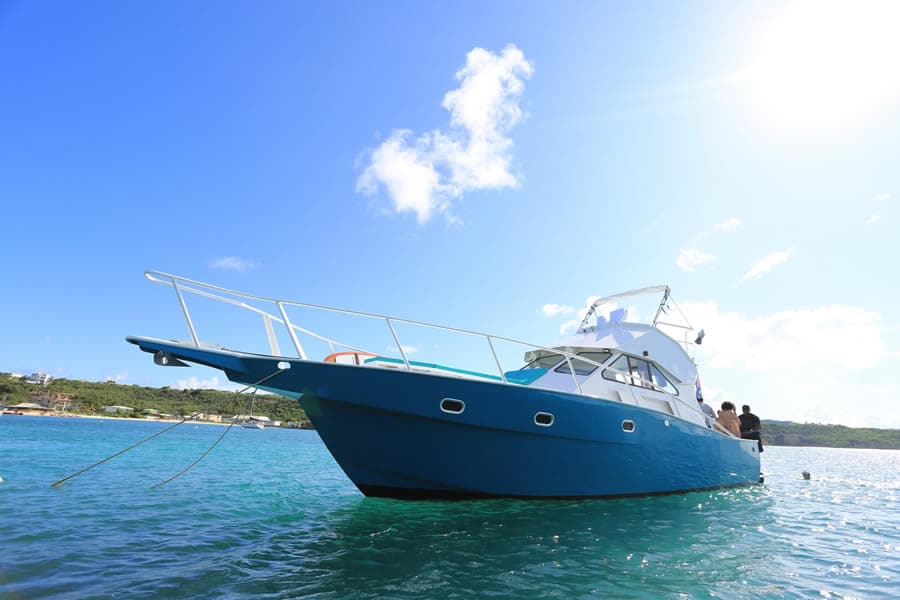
<box><xmin>739</xmin><ymin>405</ymin><xmax>764</xmax><ymax>452</ymax></box>
<box><xmin>716</xmin><ymin>402</ymin><xmax>741</xmax><ymax>437</ymax></box>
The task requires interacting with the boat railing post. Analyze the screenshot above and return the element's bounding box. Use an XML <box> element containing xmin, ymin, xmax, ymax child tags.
<box><xmin>277</xmin><ymin>301</ymin><xmax>307</xmax><ymax>360</ymax></box>
<box><xmin>486</xmin><ymin>336</ymin><xmax>507</xmax><ymax>384</ymax></box>
<box><xmin>262</xmin><ymin>314</ymin><xmax>281</xmax><ymax>356</ymax></box>
<box><xmin>172</xmin><ymin>277</ymin><xmax>200</xmax><ymax>348</ymax></box>
<box><xmin>563</xmin><ymin>354</ymin><xmax>584</xmax><ymax>395</ymax></box>
<box><xmin>385</xmin><ymin>318</ymin><xmax>410</xmax><ymax>369</ymax></box>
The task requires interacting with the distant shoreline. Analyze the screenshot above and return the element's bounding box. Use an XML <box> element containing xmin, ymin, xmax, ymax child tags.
<box><xmin>3</xmin><ymin>412</ymin><xmax>239</xmax><ymax>427</ymax></box>
<box><xmin>3</xmin><ymin>413</ymin><xmax>896</xmax><ymax>448</ymax></box>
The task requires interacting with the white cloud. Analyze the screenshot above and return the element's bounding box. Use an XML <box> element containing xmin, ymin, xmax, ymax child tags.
<box><xmin>355</xmin><ymin>132</ymin><xmax>444</xmax><ymax>223</ymax></box>
<box><xmin>210</xmin><ymin>256</ymin><xmax>258</xmax><ymax>273</ymax></box>
<box><xmin>685</xmin><ymin>300</ymin><xmax>898</xmax><ymax>425</ymax></box>
<box><xmin>741</xmin><ymin>248</ymin><xmax>794</xmax><ymax>281</ymax></box>
<box><xmin>682</xmin><ymin>302</ymin><xmax>887</xmax><ymax>372</ymax></box>
<box><xmin>713</xmin><ymin>217</ymin><xmax>742</xmax><ymax>232</ymax></box>
<box><xmin>865</xmin><ymin>193</ymin><xmax>892</xmax><ymax>225</ymax></box>
<box><xmin>174</xmin><ymin>376</ymin><xmax>240</xmax><ymax>391</ymax></box>
<box><xmin>541</xmin><ymin>304</ymin><xmax>575</xmax><ymax>317</ymax></box>
<box><xmin>558</xmin><ymin>319</ymin><xmax>580</xmax><ymax>336</ymax></box>
<box><xmin>357</xmin><ymin>45</ymin><xmax>533</xmax><ymax>224</ymax></box>
<box><xmin>677</xmin><ymin>247</ymin><xmax>715</xmax><ymax>272</ymax></box>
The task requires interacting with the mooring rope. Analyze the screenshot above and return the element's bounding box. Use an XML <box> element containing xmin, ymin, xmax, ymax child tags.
<box><xmin>50</xmin><ymin>415</ymin><xmax>197</xmax><ymax>487</ymax></box>
<box><xmin>150</xmin><ymin>421</ymin><xmax>236</xmax><ymax>489</ymax></box>
<box><xmin>51</xmin><ymin>366</ymin><xmax>287</xmax><ymax>489</ymax></box>
<box><xmin>149</xmin><ymin>367</ymin><xmax>285</xmax><ymax>489</ymax></box>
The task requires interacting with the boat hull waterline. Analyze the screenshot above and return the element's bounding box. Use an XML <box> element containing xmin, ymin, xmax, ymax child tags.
<box><xmin>128</xmin><ymin>337</ymin><xmax>761</xmax><ymax>500</ymax></box>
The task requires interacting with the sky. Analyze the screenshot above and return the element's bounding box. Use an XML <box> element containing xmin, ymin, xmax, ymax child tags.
<box><xmin>1</xmin><ymin>0</ymin><xmax>898</xmax><ymax>427</ymax></box>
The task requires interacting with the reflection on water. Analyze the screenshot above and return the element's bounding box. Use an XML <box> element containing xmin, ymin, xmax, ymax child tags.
<box><xmin>1</xmin><ymin>418</ymin><xmax>898</xmax><ymax>599</ymax></box>
<box><xmin>229</xmin><ymin>485</ymin><xmax>779</xmax><ymax>599</ymax></box>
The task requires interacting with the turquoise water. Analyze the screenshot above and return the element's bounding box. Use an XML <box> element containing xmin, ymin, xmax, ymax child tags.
<box><xmin>1</xmin><ymin>416</ymin><xmax>898</xmax><ymax>599</ymax></box>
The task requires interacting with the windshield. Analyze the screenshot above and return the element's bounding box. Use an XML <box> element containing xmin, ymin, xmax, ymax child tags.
<box><xmin>554</xmin><ymin>350</ymin><xmax>613</xmax><ymax>375</ymax></box>
<box><xmin>523</xmin><ymin>353</ymin><xmax>564</xmax><ymax>370</ymax></box>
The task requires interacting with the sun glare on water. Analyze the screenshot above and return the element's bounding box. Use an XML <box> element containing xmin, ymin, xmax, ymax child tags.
<box><xmin>744</xmin><ymin>0</ymin><xmax>900</xmax><ymax>135</ymax></box>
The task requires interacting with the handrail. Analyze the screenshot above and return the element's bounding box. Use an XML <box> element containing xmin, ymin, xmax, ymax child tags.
<box><xmin>144</xmin><ymin>270</ymin><xmax>654</xmax><ymax>400</ymax></box>
<box><xmin>162</xmin><ymin>281</ymin><xmax>370</xmax><ymax>356</ymax></box>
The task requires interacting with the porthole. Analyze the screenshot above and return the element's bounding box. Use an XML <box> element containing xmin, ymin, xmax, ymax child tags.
<box><xmin>622</xmin><ymin>420</ymin><xmax>635</xmax><ymax>433</ymax></box>
<box><xmin>440</xmin><ymin>398</ymin><xmax>465</xmax><ymax>414</ymax></box>
<box><xmin>534</xmin><ymin>412</ymin><xmax>554</xmax><ymax>427</ymax></box>
<box><xmin>664</xmin><ymin>419</ymin><xmax>670</xmax><ymax>427</ymax></box>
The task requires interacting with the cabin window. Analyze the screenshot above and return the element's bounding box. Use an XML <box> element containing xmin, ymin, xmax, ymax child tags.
<box><xmin>523</xmin><ymin>353</ymin><xmax>564</xmax><ymax>370</ymax></box>
<box><xmin>629</xmin><ymin>357</ymin><xmax>653</xmax><ymax>389</ymax></box>
<box><xmin>554</xmin><ymin>350</ymin><xmax>612</xmax><ymax>375</ymax></box>
<box><xmin>603</xmin><ymin>355</ymin><xmax>679</xmax><ymax>396</ymax></box>
<box><xmin>602</xmin><ymin>355</ymin><xmax>632</xmax><ymax>384</ymax></box>
<box><xmin>650</xmin><ymin>365</ymin><xmax>679</xmax><ymax>396</ymax></box>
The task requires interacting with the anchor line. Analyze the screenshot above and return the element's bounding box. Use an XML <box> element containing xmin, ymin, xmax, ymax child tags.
<box><xmin>150</xmin><ymin>420</ymin><xmax>235</xmax><ymax>489</ymax></box>
<box><xmin>149</xmin><ymin>368</ymin><xmax>285</xmax><ymax>489</ymax></box>
<box><xmin>50</xmin><ymin>416</ymin><xmax>196</xmax><ymax>487</ymax></box>
<box><xmin>50</xmin><ymin>367</ymin><xmax>286</xmax><ymax>489</ymax></box>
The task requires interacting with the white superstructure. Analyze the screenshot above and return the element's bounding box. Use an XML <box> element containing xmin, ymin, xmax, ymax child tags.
<box><xmin>509</xmin><ymin>287</ymin><xmax>712</xmax><ymax>430</ymax></box>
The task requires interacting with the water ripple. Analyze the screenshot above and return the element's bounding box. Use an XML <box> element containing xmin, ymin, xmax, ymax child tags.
<box><xmin>1</xmin><ymin>418</ymin><xmax>897</xmax><ymax>598</ymax></box>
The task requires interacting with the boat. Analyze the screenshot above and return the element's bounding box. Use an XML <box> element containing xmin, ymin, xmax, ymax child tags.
<box><xmin>240</xmin><ymin>418</ymin><xmax>266</xmax><ymax>430</ymax></box>
<box><xmin>128</xmin><ymin>271</ymin><xmax>760</xmax><ymax>500</ymax></box>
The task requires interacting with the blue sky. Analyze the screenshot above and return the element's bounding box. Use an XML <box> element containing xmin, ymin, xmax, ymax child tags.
<box><xmin>2</xmin><ymin>1</ymin><xmax>898</xmax><ymax>427</ymax></box>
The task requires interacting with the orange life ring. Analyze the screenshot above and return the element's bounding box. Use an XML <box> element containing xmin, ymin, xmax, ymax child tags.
<box><xmin>323</xmin><ymin>351</ymin><xmax>376</xmax><ymax>365</ymax></box>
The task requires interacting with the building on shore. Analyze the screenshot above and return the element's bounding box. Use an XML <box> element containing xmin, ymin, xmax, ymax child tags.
<box><xmin>30</xmin><ymin>392</ymin><xmax>74</xmax><ymax>411</ymax></box>
<box><xmin>196</xmin><ymin>413</ymin><xmax>223</xmax><ymax>423</ymax></box>
<box><xmin>24</xmin><ymin>373</ymin><xmax>51</xmax><ymax>386</ymax></box>
<box><xmin>102</xmin><ymin>405</ymin><xmax>134</xmax><ymax>414</ymax></box>
<box><xmin>4</xmin><ymin>402</ymin><xmax>55</xmax><ymax>415</ymax></box>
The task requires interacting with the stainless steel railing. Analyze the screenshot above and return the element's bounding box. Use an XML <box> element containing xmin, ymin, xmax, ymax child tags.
<box><xmin>144</xmin><ymin>270</ymin><xmax>729</xmax><ymax>432</ymax></box>
<box><xmin>144</xmin><ymin>270</ymin><xmax>612</xmax><ymax>394</ymax></box>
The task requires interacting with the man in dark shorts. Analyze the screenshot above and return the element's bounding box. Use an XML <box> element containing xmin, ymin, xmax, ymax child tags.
<box><xmin>739</xmin><ymin>405</ymin><xmax>763</xmax><ymax>452</ymax></box>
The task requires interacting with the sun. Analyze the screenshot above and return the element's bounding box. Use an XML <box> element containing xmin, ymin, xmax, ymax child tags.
<box><xmin>744</xmin><ymin>0</ymin><xmax>900</xmax><ymax>135</ymax></box>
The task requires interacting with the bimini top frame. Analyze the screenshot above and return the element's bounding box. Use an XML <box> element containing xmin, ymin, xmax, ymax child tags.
<box><xmin>576</xmin><ymin>285</ymin><xmax>699</xmax><ymax>351</ymax></box>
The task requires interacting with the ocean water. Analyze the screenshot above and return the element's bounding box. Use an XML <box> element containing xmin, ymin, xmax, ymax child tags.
<box><xmin>1</xmin><ymin>416</ymin><xmax>897</xmax><ymax>599</ymax></box>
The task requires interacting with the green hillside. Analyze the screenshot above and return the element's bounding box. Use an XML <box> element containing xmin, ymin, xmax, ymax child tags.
<box><xmin>762</xmin><ymin>421</ymin><xmax>900</xmax><ymax>449</ymax></box>
<box><xmin>1</xmin><ymin>374</ymin><xmax>308</xmax><ymax>424</ymax></box>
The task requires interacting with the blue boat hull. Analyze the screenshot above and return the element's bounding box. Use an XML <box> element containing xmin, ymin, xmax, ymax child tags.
<box><xmin>128</xmin><ymin>338</ymin><xmax>761</xmax><ymax>499</ymax></box>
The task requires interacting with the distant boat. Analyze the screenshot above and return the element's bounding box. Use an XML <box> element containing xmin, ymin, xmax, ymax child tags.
<box><xmin>129</xmin><ymin>271</ymin><xmax>761</xmax><ymax>500</ymax></box>
<box><xmin>240</xmin><ymin>419</ymin><xmax>265</xmax><ymax>430</ymax></box>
